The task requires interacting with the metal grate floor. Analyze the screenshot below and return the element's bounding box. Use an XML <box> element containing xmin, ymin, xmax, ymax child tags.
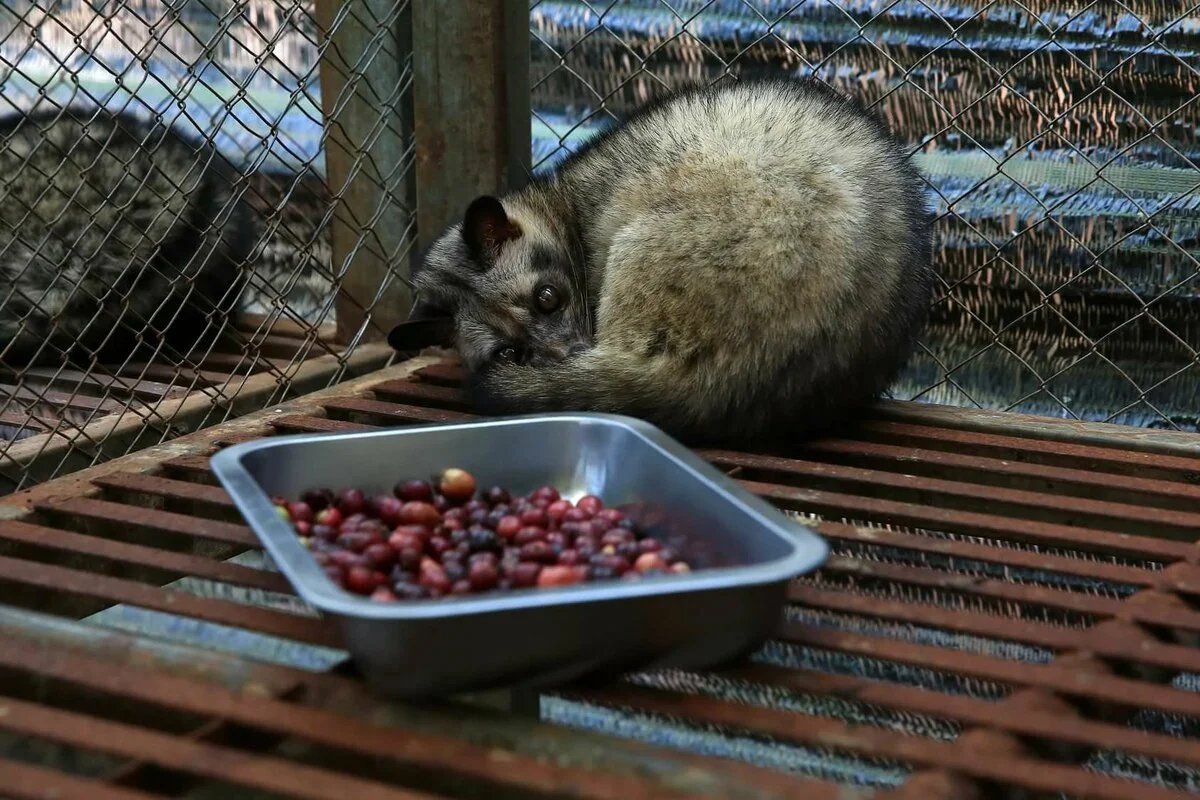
<box><xmin>1</xmin><ymin>354</ymin><xmax>1199</xmax><ymax>799</ymax></box>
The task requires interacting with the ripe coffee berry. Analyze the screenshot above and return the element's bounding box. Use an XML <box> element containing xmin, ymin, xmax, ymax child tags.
<box><xmin>519</xmin><ymin>508</ymin><xmax>549</xmax><ymax>528</ymax></box>
<box><xmin>345</xmin><ymin>565</ymin><xmax>382</xmax><ymax>595</ymax></box>
<box><xmin>363</xmin><ymin>542</ymin><xmax>397</xmax><ymax>569</ymax></box>
<box><xmin>338</xmin><ymin>488</ymin><xmax>367</xmax><ymax>516</ymax></box>
<box><xmin>278</xmin><ymin>469</ymin><xmax>696</xmax><ymax>601</ymax></box>
<box><xmin>546</xmin><ymin>499</ymin><xmax>572</xmax><ymax>524</ymax></box>
<box><xmin>374</xmin><ymin>496</ymin><xmax>404</xmax><ymax>527</ymax></box>
<box><xmin>577</xmin><ymin>495</ymin><xmax>604</xmax><ymax>515</ymax></box>
<box><xmin>395</xmin><ymin>479</ymin><xmax>434</xmax><ymax>502</ymax></box>
<box><xmin>596</xmin><ymin>508</ymin><xmax>625</xmax><ymax>526</ymax></box>
<box><xmin>439</xmin><ymin>468</ymin><xmax>477</xmax><ymax>503</ymax></box>
<box><xmin>538</xmin><ymin>565</ymin><xmax>586</xmax><ymax>587</ymax></box>
<box><xmin>287</xmin><ymin>501</ymin><xmax>314</xmax><ymax>523</ymax></box>
<box><xmin>468</xmin><ymin>559</ymin><xmax>499</xmax><ymax>591</ymax></box>
<box><xmin>514</xmin><ymin>526</ymin><xmax>546</xmax><ymax>546</ymax></box>
<box><xmin>495</xmin><ymin>515</ymin><xmax>522</xmax><ymax>540</ymax></box>
<box><xmin>399</xmin><ymin>501</ymin><xmax>440</xmax><ymax>527</ymax></box>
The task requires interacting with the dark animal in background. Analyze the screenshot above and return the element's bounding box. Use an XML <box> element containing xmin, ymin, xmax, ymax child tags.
<box><xmin>389</xmin><ymin>77</ymin><xmax>935</xmax><ymax>447</ymax></box>
<box><xmin>0</xmin><ymin>107</ymin><xmax>254</xmax><ymax>366</ymax></box>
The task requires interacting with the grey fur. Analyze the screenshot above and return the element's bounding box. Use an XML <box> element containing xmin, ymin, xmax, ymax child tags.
<box><xmin>404</xmin><ymin>77</ymin><xmax>935</xmax><ymax>447</ymax></box>
<box><xmin>0</xmin><ymin>107</ymin><xmax>254</xmax><ymax>365</ymax></box>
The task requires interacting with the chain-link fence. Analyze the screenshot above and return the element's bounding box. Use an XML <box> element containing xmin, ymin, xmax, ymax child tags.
<box><xmin>531</xmin><ymin>1</ymin><xmax>1200</xmax><ymax>431</ymax></box>
<box><xmin>0</xmin><ymin>0</ymin><xmax>414</xmax><ymax>491</ymax></box>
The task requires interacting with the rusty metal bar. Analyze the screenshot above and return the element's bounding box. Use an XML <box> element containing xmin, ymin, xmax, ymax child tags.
<box><xmin>0</xmin><ymin>605</ymin><xmax>840</xmax><ymax>800</ymax></box>
<box><xmin>0</xmin><ymin>695</ymin><xmax>435</xmax><ymax>800</ymax></box>
<box><xmin>780</xmin><ymin>625</ymin><xmax>1200</xmax><ymax>719</ymax></box>
<box><xmin>88</xmin><ymin>473</ymin><xmax>239</xmax><ymax>513</ymax></box>
<box><xmin>271</xmin><ymin>414</ymin><xmax>377</xmax><ymax>434</ymax></box>
<box><xmin>722</xmin><ymin>663</ymin><xmax>1200</xmax><ymax>770</ymax></box>
<box><xmin>0</xmin><ymin>757</ymin><xmax>162</xmax><ymax>800</ymax></box>
<box><xmin>853</xmin><ymin>419</ymin><xmax>1200</xmax><ymax>481</ymax></box>
<box><xmin>0</xmin><ymin>519</ymin><xmax>288</xmax><ymax>593</ymax></box>
<box><xmin>868</xmin><ymin>399</ymin><xmax>1200</xmax><ymax>461</ymax></box>
<box><xmin>746</xmin><ymin>481</ymin><xmax>1192</xmax><ymax>564</ymax></box>
<box><xmin>321</xmin><ymin>397</ymin><xmax>474</xmax><ymax>423</ymax></box>
<box><xmin>0</xmin><ymin>633</ymin><xmax>831</xmax><ymax>800</ymax></box>
<box><xmin>35</xmin><ymin>497</ymin><xmax>256</xmax><ymax>547</ymax></box>
<box><xmin>817</xmin><ymin>555</ymin><xmax>1200</xmax><ymax>633</ymax></box>
<box><xmin>159</xmin><ymin>453</ymin><xmax>220</xmax><ymax>479</ymax></box>
<box><xmin>369</xmin><ymin>379</ymin><xmax>473</xmax><ymax>409</ymax></box>
<box><xmin>404</xmin><ymin>363</ymin><xmax>465</xmax><ymax>386</ymax></box>
<box><xmin>711</xmin><ymin>451</ymin><xmax>1200</xmax><ymax>538</ymax></box>
<box><xmin>0</xmin><ymin>555</ymin><xmax>337</xmax><ymax>646</ymax></box>
<box><xmin>801</xmin><ymin>437</ymin><xmax>1200</xmax><ymax>509</ymax></box>
<box><xmin>570</xmin><ymin>686</ymin><xmax>1188</xmax><ymax>800</ymax></box>
<box><xmin>812</xmin><ymin>519</ymin><xmax>1167</xmax><ymax>584</ymax></box>
<box><xmin>790</xmin><ymin>583</ymin><xmax>1200</xmax><ymax>674</ymax></box>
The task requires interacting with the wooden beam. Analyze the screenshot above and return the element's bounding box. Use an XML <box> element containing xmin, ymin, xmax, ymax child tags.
<box><xmin>315</xmin><ymin>0</ymin><xmax>414</xmax><ymax>345</ymax></box>
<box><xmin>412</xmin><ymin>0</ymin><xmax>531</xmax><ymax>249</ymax></box>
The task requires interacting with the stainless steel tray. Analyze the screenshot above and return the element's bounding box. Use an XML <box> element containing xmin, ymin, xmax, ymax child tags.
<box><xmin>211</xmin><ymin>413</ymin><xmax>828</xmax><ymax>697</ymax></box>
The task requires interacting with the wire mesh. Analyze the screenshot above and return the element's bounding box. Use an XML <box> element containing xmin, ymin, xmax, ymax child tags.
<box><xmin>0</xmin><ymin>0</ymin><xmax>414</xmax><ymax>492</ymax></box>
<box><xmin>529</xmin><ymin>0</ymin><xmax>1200</xmax><ymax>431</ymax></box>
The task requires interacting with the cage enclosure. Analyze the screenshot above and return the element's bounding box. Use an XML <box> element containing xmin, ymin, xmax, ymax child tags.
<box><xmin>1</xmin><ymin>3</ymin><xmax>1200</xmax><ymax>799</ymax></box>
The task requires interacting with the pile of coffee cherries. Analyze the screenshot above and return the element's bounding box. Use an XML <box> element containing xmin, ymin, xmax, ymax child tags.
<box><xmin>272</xmin><ymin>468</ymin><xmax>694</xmax><ymax>601</ymax></box>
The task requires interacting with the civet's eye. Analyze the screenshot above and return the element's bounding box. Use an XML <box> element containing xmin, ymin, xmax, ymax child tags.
<box><xmin>495</xmin><ymin>346</ymin><xmax>519</xmax><ymax>364</ymax></box>
<box><xmin>534</xmin><ymin>284</ymin><xmax>561</xmax><ymax>313</ymax></box>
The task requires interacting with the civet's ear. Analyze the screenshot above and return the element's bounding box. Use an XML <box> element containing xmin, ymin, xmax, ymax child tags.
<box><xmin>461</xmin><ymin>195</ymin><xmax>521</xmax><ymax>264</ymax></box>
<box><xmin>386</xmin><ymin>298</ymin><xmax>455</xmax><ymax>352</ymax></box>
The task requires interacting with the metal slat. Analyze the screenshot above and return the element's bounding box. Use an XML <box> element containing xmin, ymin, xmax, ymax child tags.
<box><xmin>0</xmin><ymin>555</ymin><xmax>336</xmax><ymax>647</ymax></box>
<box><xmin>712</xmin><ymin>450</ymin><xmax>1200</xmax><ymax>538</ymax></box>
<box><xmin>87</xmin><ymin>474</ymin><xmax>239</xmax><ymax>513</ymax></box>
<box><xmin>0</xmin><ymin>519</ymin><xmax>289</xmax><ymax>594</ymax></box>
<box><xmin>0</xmin><ymin>634</ymin><xmax>832</xmax><ymax>800</ymax></box>
<box><xmin>570</xmin><ymin>686</ymin><xmax>1191</xmax><ymax>800</ymax></box>
<box><xmin>816</xmin><ymin>556</ymin><xmax>1200</xmax><ymax>633</ymax></box>
<box><xmin>789</xmin><ymin>583</ymin><xmax>1200</xmax><ymax>674</ymax></box>
<box><xmin>721</xmin><ymin>663</ymin><xmax>1200</xmax><ymax>771</ymax></box>
<box><xmin>0</xmin><ymin>605</ymin><xmax>841</xmax><ymax>800</ymax></box>
<box><xmin>780</xmin><ymin>625</ymin><xmax>1200</xmax><ymax>719</ymax></box>
<box><xmin>851</xmin><ymin>419</ymin><xmax>1200</xmax><ymax>482</ymax></box>
<box><xmin>369</xmin><ymin>379</ymin><xmax>474</xmax><ymax>409</ymax></box>
<box><xmin>0</xmin><ymin>695</ymin><xmax>438</xmax><ymax>800</ymax></box>
<box><xmin>37</xmin><ymin>497</ymin><xmax>257</xmax><ymax>547</ymax></box>
<box><xmin>800</xmin><ymin>437</ymin><xmax>1200</xmax><ymax>508</ymax></box>
<box><xmin>746</xmin><ymin>480</ymin><xmax>1191</xmax><ymax>565</ymax></box>
<box><xmin>812</xmin><ymin>519</ymin><xmax>1165</xmax><ymax>586</ymax></box>
<box><xmin>321</xmin><ymin>397</ymin><xmax>475</xmax><ymax>423</ymax></box>
<box><xmin>271</xmin><ymin>414</ymin><xmax>377</xmax><ymax>434</ymax></box>
<box><xmin>0</xmin><ymin>757</ymin><xmax>164</xmax><ymax>800</ymax></box>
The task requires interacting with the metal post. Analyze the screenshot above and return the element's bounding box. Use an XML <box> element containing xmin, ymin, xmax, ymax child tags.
<box><xmin>412</xmin><ymin>0</ymin><xmax>531</xmax><ymax>250</ymax></box>
<box><xmin>315</xmin><ymin>0</ymin><xmax>414</xmax><ymax>346</ymax></box>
